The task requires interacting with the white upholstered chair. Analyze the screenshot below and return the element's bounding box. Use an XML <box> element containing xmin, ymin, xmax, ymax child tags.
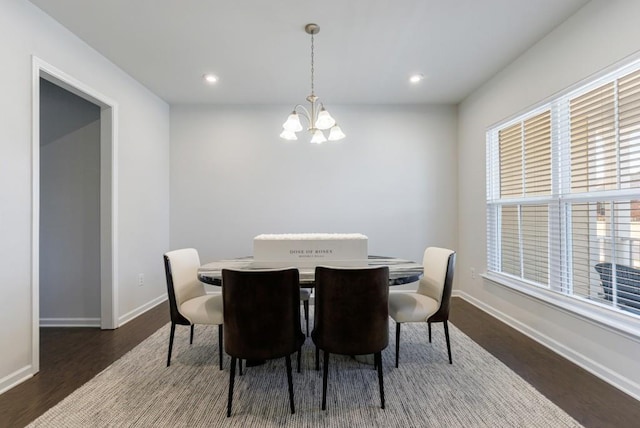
<box><xmin>163</xmin><ymin>248</ymin><xmax>224</xmax><ymax>368</ymax></box>
<box><xmin>388</xmin><ymin>247</ymin><xmax>456</xmax><ymax>367</ymax></box>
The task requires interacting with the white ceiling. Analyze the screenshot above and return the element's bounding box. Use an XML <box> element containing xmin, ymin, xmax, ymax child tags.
<box><xmin>29</xmin><ymin>0</ymin><xmax>589</xmax><ymax>105</ymax></box>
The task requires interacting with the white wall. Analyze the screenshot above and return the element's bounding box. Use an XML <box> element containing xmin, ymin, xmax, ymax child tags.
<box><xmin>0</xmin><ymin>0</ymin><xmax>170</xmax><ymax>393</ymax></box>
<box><xmin>40</xmin><ymin>80</ymin><xmax>101</xmax><ymax>323</ymax></box>
<box><xmin>40</xmin><ymin>120</ymin><xmax>101</xmax><ymax>322</ymax></box>
<box><xmin>170</xmin><ymin>104</ymin><xmax>458</xmax><ymax>284</ymax></box>
<box><xmin>458</xmin><ymin>0</ymin><xmax>640</xmax><ymax>399</ymax></box>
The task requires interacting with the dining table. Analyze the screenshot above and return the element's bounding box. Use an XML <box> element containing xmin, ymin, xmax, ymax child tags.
<box><xmin>198</xmin><ymin>254</ymin><xmax>422</xmax><ymax>366</ymax></box>
<box><xmin>197</xmin><ymin>255</ymin><xmax>424</xmax><ymax>287</ymax></box>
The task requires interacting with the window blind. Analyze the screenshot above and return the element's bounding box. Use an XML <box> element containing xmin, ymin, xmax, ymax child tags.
<box><xmin>524</xmin><ymin>111</ymin><xmax>552</xmax><ymax>196</ymax></box>
<box><xmin>619</xmin><ymin>69</ymin><xmax>640</xmax><ymax>190</ymax></box>
<box><xmin>499</xmin><ymin>123</ymin><xmax>522</xmax><ymax>198</ymax></box>
<box><xmin>492</xmin><ymin>111</ymin><xmax>551</xmax><ymax>284</ymax></box>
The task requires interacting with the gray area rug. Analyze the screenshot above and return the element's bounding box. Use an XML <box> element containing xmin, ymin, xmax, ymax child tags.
<box><xmin>28</xmin><ymin>317</ymin><xmax>582</xmax><ymax>427</ymax></box>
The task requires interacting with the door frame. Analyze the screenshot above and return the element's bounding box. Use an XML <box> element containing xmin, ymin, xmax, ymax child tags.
<box><xmin>31</xmin><ymin>56</ymin><xmax>119</xmax><ymax>372</ymax></box>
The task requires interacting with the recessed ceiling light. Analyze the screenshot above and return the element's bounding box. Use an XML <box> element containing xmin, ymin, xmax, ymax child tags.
<box><xmin>409</xmin><ymin>74</ymin><xmax>424</xmax><ymax>84</ymax></box>
<box><xmin>203</xmin><ymin>74</ymin><xmax>218</xmax><ymax>84</ymax></box>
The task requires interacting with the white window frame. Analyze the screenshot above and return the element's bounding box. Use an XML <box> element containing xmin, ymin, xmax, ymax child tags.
<box><xmin>486</xmin><ymin>56</ymin><xmax>640</xmax><ymax>339</ymax></box>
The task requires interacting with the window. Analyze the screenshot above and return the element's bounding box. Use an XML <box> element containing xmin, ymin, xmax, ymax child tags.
<box><xmin>487</xmin><ymin>61</ymin><xmax>640</xmax><ymax>318</ymax></box>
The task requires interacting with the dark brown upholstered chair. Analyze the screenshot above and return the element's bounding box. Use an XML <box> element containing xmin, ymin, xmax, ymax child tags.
<box><xmin>163</xmin><ymin>248</ymin><xmax>224</xmax><ymax>369</ymax></box>
<box><xmin>311</xmin><ymin>265</ymin><xmax>389</xmax><ymax>410</ymax></box>
<box><xmin>388</xmin><ymin>247</ymin><xmax>456</xmax><ymax>367</ymax></box>
<box><xmin>222</xmin><ymin>268</ymin><xmax>305</xmax><ymax>417</ymax></box>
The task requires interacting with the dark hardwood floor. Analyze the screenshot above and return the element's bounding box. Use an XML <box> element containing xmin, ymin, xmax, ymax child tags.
<box><xmin>450</xmin><ymin>299</ymin><xmax>640</xmax><ymax>428</ymax></box>
<box><xmin>1</xmin><ymin>297</ymin><xmax>638</xmax><ymax>427</ymax></box>
<box><xmin>0</xmin><ymin>302</ymin><xmax>169</xmax><ymax>428</ymax></box>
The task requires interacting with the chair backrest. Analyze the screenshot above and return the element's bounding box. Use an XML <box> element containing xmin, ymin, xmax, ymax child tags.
<box><xmin>417</xmin><ymin>247</ymin><xmax>456</xmax><ymax>304</ymax></box>
<box><xmin>428</xmin><ymin>251</ymin><xmax>456</xmax><ymax>323</ymax></box>
<box><xmin>164</xmin><ymin>248</ymin><xmax>206</xmax><ymax>324</ymax></box>
<box><xmin>222</xmin><ymin>268</ymin><xmax>302</xmax><ymax>360</ymax></box>
<box><xmin>313</xmin><ymin>266</ymin><xmax>389</xmax><ymax>356</ymax></box>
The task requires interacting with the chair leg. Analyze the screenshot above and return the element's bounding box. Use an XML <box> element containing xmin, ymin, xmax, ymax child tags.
<box><xmin>428</xmin><ymin>322</ymin><xmax>432</xmax><ymax>343</ymax></box>
<box><xmin>395</xmin><ymin>322</ymin><xmax>401</xmax><ymax>368</ymax></box>
<box><xmin>190</xmin><ymin>324</ymin><xmax>195</xmax><ymax>344</ymax></box>
<box><xmin>239</xmin><ymin>359</ymin><xmax>243</xmax><ymax>376</ymax></box>
<box><xmin>303</xmin><ymin>300</ymin><xmax>309</xmax><ymax>337</ymax></box>
<box><xmin>315</xmin><ymin>346</ymin><xmax>320</xmax><ymax>371</ymax></box>
<box><xmin>375</xmin><ymin>351</ymin><xmax>385</xmax><ymax>409</ymax></box>
<box><xmin>227</xmin><ymin>356</ymin><xmax>237</xmax><ymax>417</ymax></box>
<box><xmin>285</xmin><ymin>355</ymin><xmax>295</xmax><ymax>414</ymax></box>
<box><xmin>322</xmin><ymin>350</ymin><xmax>329</xmax><ymax>410</ymax></box>
<box><xmin>218</xmin><ymin>325</ymin><xmax>223</xmax><ymax>370</ymax></box>
<box><xmin>443</xmin><ymin>320</ymin><xmax>452</xmax><ymax>364</ymax></box>
<box><xmin>167</xmin><ymin>322</ymin><xmax>176</xmax><ymax>367</ymax></box>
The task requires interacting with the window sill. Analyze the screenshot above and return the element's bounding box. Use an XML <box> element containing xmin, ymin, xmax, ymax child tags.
<box><xmin>482</xmin><ymin>272</ymin><xmax>640</xmax><ymax>343</ymax></box>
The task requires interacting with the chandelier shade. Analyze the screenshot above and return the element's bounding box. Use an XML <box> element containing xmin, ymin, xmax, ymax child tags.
<box><xmin>279</xmin><ymin>129</ymin><xmax>298</xmax><ymax>140</ymax></box>
<box><xmin>280</xmin><ymin>23</ymin><xmax>345</xmax><ymax>143</ymax></box>
<box><xmin>283</xmin><ymin>112</ymin><xmax>303</xmax><ymax>132</ymax></box>
<box><xmin>310</xmin><ymin>129</ymin><xmax>327</xmax><ymax>144</ymax></box>
<box><xmin>328</xmin><ymin>125</ymin><xmax>346</xmax><ymax>141</ymax></box>
<box><xmin>315</xmin><ymin>107</ymin><xmax>336</xmax><ymax>130</ymax></box>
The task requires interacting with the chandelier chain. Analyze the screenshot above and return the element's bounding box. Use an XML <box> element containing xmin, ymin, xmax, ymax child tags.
<box><xmin>310</xmin><ymin>32</ymin><xmax>315</xmax><ymax>96</ymax></box>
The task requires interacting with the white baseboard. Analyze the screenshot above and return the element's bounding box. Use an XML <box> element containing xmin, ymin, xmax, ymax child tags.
<box><xmin>118</xmin><ymin>294</ymin><xmax>167</xmax><ymax>327</ymax></box>
<box><xmin>0</xmin><ymin>365</ymin><xmax>34</xmax><ymax>395</ymax></box>
<box><xmin>39</xmin><ymin>294</ymin><xmax>170</xmax><ymax>328</ymax></box>
<box><xmin>455</xmin><ymin>290</ymin><xmax>640</xmax><ymax>401</ymax></box>
<box><xmin>40</xmin><ymin>317</ymin><xmax>101</xmax><ymax>327</ymax></box>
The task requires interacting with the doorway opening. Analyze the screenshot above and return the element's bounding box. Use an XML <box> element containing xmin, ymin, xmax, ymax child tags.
<box><xmin>32</xmin><ymin>57</ymin><xmax>119</xmax><ymax>373</ymax></box>
<box><xmin>39</xmin><ymin>78</ymin><xmax>101</xmax><ymax>327</ymax></box>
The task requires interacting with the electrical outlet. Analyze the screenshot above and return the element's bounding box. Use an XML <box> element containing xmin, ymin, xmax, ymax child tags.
<box><xmin>470</xmin><ymin>268</ymin><xmax>476</xmax><ymax>279</ymax></box>
<box><xmin>138</xmin><ymin>273</ymin><xmax>144</xmax><ymax>286</ymax></box>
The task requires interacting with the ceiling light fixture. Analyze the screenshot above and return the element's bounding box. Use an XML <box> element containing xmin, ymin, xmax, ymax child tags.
<box><xmin>280</xmin><ymin>23</ymin><xmax>345</xmax><ymax>144</ymax></box>
<box><xmin>409</xmin><ymin>73</ymin><xmax>424</xmax><ymax>84</ymax></box>
<box><xmin>203</xmin><ymin>73</ymin><xmax>218</xmax><ymax>84</ymax></box>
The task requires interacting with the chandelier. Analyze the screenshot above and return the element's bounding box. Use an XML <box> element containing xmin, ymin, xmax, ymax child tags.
<box><xmin>280</xmin><ymin>23</ymin><xmax>345</xmax><ymax>144</ymax></box>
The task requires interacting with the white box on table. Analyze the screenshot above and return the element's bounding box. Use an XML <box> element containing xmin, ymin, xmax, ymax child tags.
<box><xmin>253</xmin><ymin>233</ymin><xmax>368</xmax><ymax>268</ymax></box>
